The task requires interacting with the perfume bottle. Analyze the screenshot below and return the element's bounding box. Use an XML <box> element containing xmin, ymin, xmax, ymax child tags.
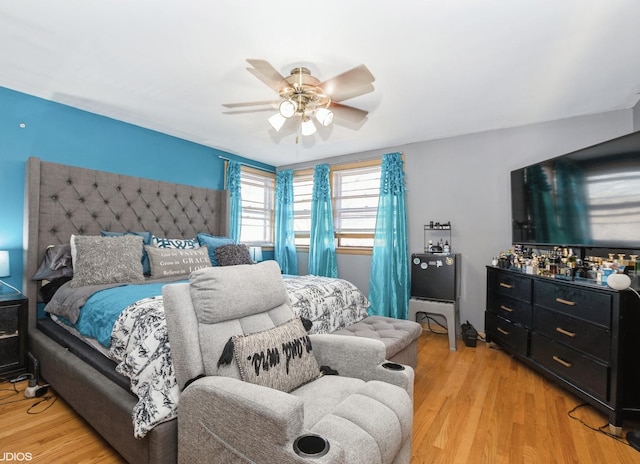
<box><xmin>630</xmin><ymin>255</ymin><xmax>638</xmax><ymax>277</ymax></box>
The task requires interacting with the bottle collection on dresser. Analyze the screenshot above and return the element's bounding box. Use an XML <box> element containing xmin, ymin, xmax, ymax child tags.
<box><xmin>492</xmin><ymin>245</ymin><xmax>640</xmax><ymax>287</ymax></box>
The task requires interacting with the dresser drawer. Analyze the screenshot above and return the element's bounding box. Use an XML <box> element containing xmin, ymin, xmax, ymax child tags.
<box><xmin>487</xmin><ymin>291</ymin><xmax>532</xmax><ymax>327</ymax></box>
<box><xmin>487</xmin><ymin>269</ymin><xmax>532</xmax><ymax>303</ymax></box>
<box><xmin>534</xmin><ymin>280</ymin><xmax>611</xmax><ymax>328</ymax></box>
<box><xmin>533</xmin><ymin>307</ymin><xmax>610</xmax><ymax>363</ymax></box>
<box><xmin>485</xmin><ymin>311</ymin><xmax>528</xmax><ymax>356</ymax></box>
<box><xmin>530</xmin><ymin>332</ymin><xmax>608</xmax><ymax>402</ymax></box>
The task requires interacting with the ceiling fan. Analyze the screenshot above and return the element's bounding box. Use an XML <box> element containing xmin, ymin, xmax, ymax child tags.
<box><xmin>223</xmin><ymin>59</ymin><xmax>375</xmax><ymax>138</ymax></box>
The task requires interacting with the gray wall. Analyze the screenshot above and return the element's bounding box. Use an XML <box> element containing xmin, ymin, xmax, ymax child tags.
<box><xmin>283</xmin><ymin>109</ymin><xmax>635</xmax><ymax>330</ymax></box>
<box><xmin>634</xmin><ymin>100</ymin><xmax>640</xmax><ymax>130</ymax></box>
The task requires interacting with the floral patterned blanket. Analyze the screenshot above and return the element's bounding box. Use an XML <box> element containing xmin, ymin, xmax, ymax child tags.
<box><xmin>109</xmin><ymin>295</ymin><xmax>178</xmax><ymax>438</ymax></box>
<box><xmin>97</xmin><ymin>275</ymin><xmax>369</xmax><ymax>438</ymax></box>
<box><xmin>283</xmin><ymin>275</ymin><xmax>370</xmax><ymax>333</ymax></box>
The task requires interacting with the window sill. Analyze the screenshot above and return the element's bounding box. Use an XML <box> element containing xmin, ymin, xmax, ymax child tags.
<box><xmin>337</xmin><ymin>247</ymin><xmax>372</xmax><ymax>255</ymax></box>
<box><xmin>295</xmin><ymin>246</ymin><xmax>372</xmax><ymax>256</ymax></box>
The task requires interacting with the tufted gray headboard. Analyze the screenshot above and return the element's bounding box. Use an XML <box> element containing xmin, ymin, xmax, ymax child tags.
<box><xmin>23</xmin><ymin>157</ymin><xmax>229</xmax><ymax>328</ymax></box>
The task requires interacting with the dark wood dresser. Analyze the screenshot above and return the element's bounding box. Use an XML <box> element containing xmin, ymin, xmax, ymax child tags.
<box><xmin>485</xmin><ymin>266</ymin><xmax>640</xmax><ymax>434</ymax></box>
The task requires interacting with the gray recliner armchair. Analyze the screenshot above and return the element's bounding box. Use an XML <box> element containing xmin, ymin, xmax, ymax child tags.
<box><xmin>163</xmin><ymin>261</ymin><xmax>414</xmax><ymax>464</ymax></box>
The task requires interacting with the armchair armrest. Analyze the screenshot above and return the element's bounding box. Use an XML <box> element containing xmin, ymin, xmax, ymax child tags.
<box><xmin>179</xmin><ymin>376</ymin><xmax>346</xmax><ymax>463</ymax></box>
<box><xmin>310</xmin><ymin>333</ymin><xmax>386</xmax><ymax>373</ymax></box>
<box><xmin>309</xmin><ymin>334</ymin><xmax>414</xmax><ymax>397</ymax></box>
<box><xmin>181</xmin><ymin>376</ymin><xmax>304</xmax><ymax>447</ymax></box>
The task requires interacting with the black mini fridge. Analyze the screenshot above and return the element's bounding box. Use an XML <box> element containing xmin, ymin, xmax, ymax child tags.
<box><xmin>410</xmin><ymin>253</ymin><xmax>460</xmax><ymax>302</ymax></box>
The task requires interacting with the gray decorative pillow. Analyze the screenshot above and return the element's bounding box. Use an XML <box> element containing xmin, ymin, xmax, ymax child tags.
<box><xmin>196</xmin><ymin>234</ymin><xmax>235</xmax><ymax>266</ymax></box>
<box><xmin>70</xmin><ymin>235</ymin><xmax>145</xmax><ymax>288</ymax></box>
<box><xmin>214</xmin><ymin>243</ymin><xmax>253</xmax><ymax>266</ymax></box>
<box><xmin>232</xmin><ymin>318</ymin><xmax>322</xmax><ymax>393</ymax></box>
<box><xmin>101</xmin><ymin>230</ymin><xmax>153</xmax><ymax>275</ymax></box>
<box><xmin>145</xmin><ymin>245</ymin><xmax>211</xmax><ymax>278</ymax></box>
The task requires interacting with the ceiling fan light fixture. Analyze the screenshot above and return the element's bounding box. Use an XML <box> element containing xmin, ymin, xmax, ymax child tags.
<box><xmin>268</xmin><ymin>113</ymin><xmax>287</xmax><ymax>132</ymax></box>
<box><xmin>301</xmin><ymin>117</ymin><xmax>317</xmax><ymax>136</ymax></box>
<box><xmin>315</xmin><ymin>107</ymin><xmax>334</xmax><ymax>127</ymax></box>
<box><xmin>225</xmin><ymin>60</ymin><xmax>375</xmax><ymax>141</ymax></box>
<box><xmin>279</xmin><ymin>99</ymin><xmax>297</xmax><ymax>118</ymax></box>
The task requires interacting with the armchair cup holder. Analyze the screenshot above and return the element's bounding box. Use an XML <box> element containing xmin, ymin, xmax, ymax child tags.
<box><xmin>382</xmin><ymin>362</ymin><xmax>405</xmax><ymax>371</ymax></box>
<box><xmin>293</xmin><ymin>434</ymin><xmax>330</xmax><ymax>458</ymax></box>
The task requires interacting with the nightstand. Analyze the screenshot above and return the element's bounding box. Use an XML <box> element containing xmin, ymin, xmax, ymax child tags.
<box><xmin>0</xmin><ymin>292</ymin><xmax>28</xmax><ymax>376</ymax></box>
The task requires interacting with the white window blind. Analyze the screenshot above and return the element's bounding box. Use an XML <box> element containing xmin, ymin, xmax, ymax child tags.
<box><xmin>292</xmin><ymin>171</ymin><xmax>313</xmax><ymax>246</ymax></box>
<box><xmin>239</xmin><ymin>167</ymin><xmax>275</xmax><ymax>245</ymax></box>
<box><xmin>332</xmin><ymin>164</ymin><xmax>380</xmax><ymax>248</ymax></box>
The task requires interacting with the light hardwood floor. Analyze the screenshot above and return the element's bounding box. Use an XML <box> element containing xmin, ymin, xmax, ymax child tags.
<box><xmin>2</xmin><ymin>328</ymin><xmax>639</xmax><ymax>463</ymax></box>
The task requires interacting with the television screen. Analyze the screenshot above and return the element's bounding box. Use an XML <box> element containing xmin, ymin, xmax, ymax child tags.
<box><xmin>511</xmin><ymin>131</ymin><xmax>640</xmax><ymax>249</ymax></box>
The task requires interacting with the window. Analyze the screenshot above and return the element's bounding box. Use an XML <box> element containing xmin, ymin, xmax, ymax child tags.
<box><xmin>292</xmin><ymin>160</ymin><xmax>382</xmax><ymax>252</ymax></box>
<box><xmin>292</xmin><ymin>169</ymin><xmax>314</xmax><ymax>247</ymax></box>
<box><xmin>238</xmin><ymin>167</ymin><xmax>275</xmax><ymax>245</ymax></box>
<box><xmin>332</xmin><ymin>161</ymin><xmax>381</xmax><ymax>249</ymax></box>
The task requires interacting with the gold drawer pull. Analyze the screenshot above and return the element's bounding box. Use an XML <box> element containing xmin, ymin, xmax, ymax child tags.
<box><xmin>552</xmin><ymin>355</ymin><xmax>572</xmax><ymax>368</ymax></box>
<box><xmin>497</xmin><ymin>327</ymin><xmax>509</xmax><ymax>335</ymax></box>
<box><xmin>500</xmin><ymin>305</ymin><xmax>514</xmax><ymax>312</ymax></box>
<box><xmin>499</xmin><ymin>282</ymin><xmax>513</xmax><ymax>289</ymax></box>
<box><xmin>556</xmin><ymin>327</ymin><xmax>576</xmax><ymax>338</ymax></box>
<box><xmin>555</xmin><ymin>298</ymin><xmax>576</xmax><ymax>306</ymax></box>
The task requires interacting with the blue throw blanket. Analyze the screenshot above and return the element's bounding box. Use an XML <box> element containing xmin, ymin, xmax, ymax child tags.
<box><xmin>74</xmin><ymin>281</ymin><xmax>185</xmax><ymax>346</ymax></box>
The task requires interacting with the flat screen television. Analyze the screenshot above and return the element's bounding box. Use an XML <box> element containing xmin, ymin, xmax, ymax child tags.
<box><xmin>511</xmin><ymin>130</ymin><xmax>640</xmax><ymax>250</ymax></box>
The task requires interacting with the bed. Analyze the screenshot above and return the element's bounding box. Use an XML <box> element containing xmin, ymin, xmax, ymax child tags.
<box><xmin>23</xmin><ymin>157</ymin><xmax>371</xmax><ymax>464</ymax></box>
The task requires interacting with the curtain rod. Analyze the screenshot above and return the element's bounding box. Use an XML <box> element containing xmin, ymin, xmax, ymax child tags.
<box><xmin>218</xmin><ymin>156</ymin><xmax>274</xmax><ymax>172</ymax></box>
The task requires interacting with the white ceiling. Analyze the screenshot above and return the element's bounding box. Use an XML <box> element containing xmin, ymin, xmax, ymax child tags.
<box><xmin>1</xmin><ymin>1</ymin><xmax>639</xmax><ymax>167</ymax></box>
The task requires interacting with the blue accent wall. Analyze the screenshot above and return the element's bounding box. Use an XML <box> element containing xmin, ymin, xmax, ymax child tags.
<box><xmin>0</xmin><ymin>86</ymin><xmax>275</xmax><ymax>293</ymax></box>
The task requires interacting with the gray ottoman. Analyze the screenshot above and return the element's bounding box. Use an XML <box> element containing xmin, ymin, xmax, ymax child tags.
<box><xmin>332</xmin><ymin>316</ymin><xmax>423</xmax><ymax>368</ymax></box>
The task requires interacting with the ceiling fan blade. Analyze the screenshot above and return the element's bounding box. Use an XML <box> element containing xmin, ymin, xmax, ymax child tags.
<box><xmin>246</xmin><ymin>59</ymin><xmax>288</xmax><ymax>92</ymax></box>
<box><xmin>222</xmin><ymin>107</ymin><xmax>276</xmax><ymax>115</ymax></box>
<box><xmin>222</xmin><ymin>100</ymin><xmax>276</xmax><ymax>108</ymax></box>
<box><xmin>320</xmin><ymin>64</ymin><xmax>375</xmax><ymax>101</ymax></box>
<box><xmin>330</xmin><ymin>102</ymin><xmax>369</xmax><ymax>123</ymax></box>
<box><xmin>327</xmin><ymin>83</ymin><xmax>375</xmax><ymax>103</ymax></box>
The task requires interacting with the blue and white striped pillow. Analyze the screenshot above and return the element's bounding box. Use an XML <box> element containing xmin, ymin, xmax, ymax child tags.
<box><xmin>152</xmin><ymin>236</ymin><xmax>200</xmax><ymax>249</ymax></box>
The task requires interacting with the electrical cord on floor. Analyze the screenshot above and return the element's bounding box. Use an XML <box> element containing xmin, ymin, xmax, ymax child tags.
<box><xmin>0</xmin><ymin>380</ymin><xmax>19</xmax><ymax>399</ymax></box>
<box><xmin>0</xmin><ymin>373</ymin><xmax>31</xmax><ymax>398</ymax></box>
<box><xmin>3</xmin><ymin>373</ymin><xmax>33</xmax><ymax>383</ymax></box>
<box><xmin>421</xmin><ymin>315</ymin><xmax>489</xmax><ymax>345</ymax></box>
<box><xmin>420</xmin><ymin>314</ymin><xmax>449</xmax><ymax>335</ymax></box>
<box><xmin>567</xmin><ymin>403</ymin><xmax>634</xmax><ymax>448</ymax></box>
<box><xmin>26</xmin><ymin>392</ymin><xmax>57</xmax><ymax>414</ymax></box>
<box><xmin>0</xmin><ymin>388</ymin><xmax>28</xmax><ymax>405</ymax></box>
<box><xmin>0</xmin><ymin>374</ymin><xmax>56</xmax><ymax>413</ymax></box>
